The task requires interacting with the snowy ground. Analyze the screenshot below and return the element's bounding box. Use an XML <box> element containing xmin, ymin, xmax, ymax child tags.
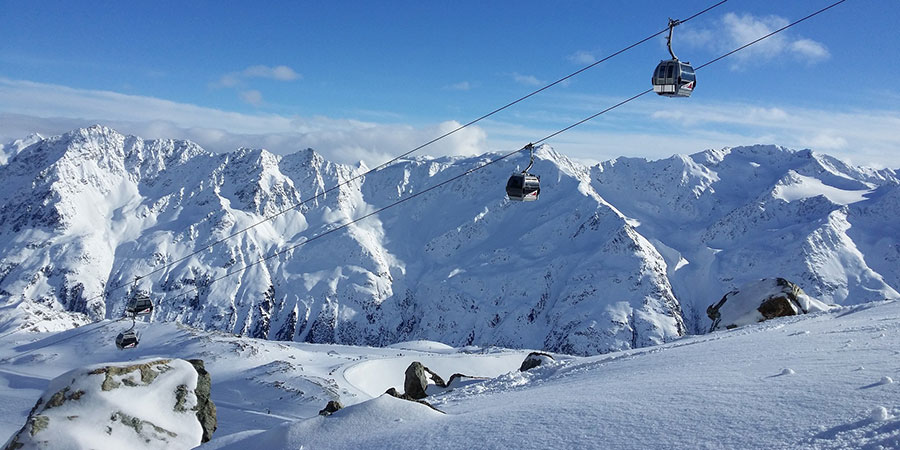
<box><xmin>2</xmin><ymin>301</ymin><xmax>899</xmax><ymax>449</ymax></box>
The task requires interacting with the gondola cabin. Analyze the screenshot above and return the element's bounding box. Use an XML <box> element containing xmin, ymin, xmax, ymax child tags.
<box><xmin>116</xmin><ymin>330</ymin><xmax>139</xmax><ymax>350</ymax></box>
<box><xmin>506</xmin><ymin>173</ymin><xmax>540</xmax><ymax>202</ymax></box>
<box><xmin>125</xmin><ymin>291</ymin><xmax>153</xmax><ymax>317</ymax></box>
<box><xmin>652</xmin><ymin>59</ymin><xmax>695</xmax><ymax>97</ymax></box>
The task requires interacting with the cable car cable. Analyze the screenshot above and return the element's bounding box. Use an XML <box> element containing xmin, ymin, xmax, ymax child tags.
<box><xmin>5</xmin><ymin>0</ymin><xmax>844</xmax><ymax>351</ymax></box>
<box><xmin>159</xmin><ymin>0</ymin><xmax>850</xmax><ymax>309</ymax></box>
<box><xmin>79</xmin><ymin>0</ymin><xmax>731</xmax><ymax>312</ymax></box>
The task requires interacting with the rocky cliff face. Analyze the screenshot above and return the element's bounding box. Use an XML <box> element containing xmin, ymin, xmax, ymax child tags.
<box><xmin>0</xmin><ymin>127</ymin><xmax>897</xmax><ymax>354</ymax></box>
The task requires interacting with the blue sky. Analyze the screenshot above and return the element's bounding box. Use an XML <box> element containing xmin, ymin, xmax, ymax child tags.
<box><xmin>1</xmin><ymin>0</ymin><xmax>898</xmax><ymax>167</ymax></box>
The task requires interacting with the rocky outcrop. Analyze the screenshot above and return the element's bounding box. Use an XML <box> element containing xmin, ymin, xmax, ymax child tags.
<box><xmin>318</xmin><ymin>400</ymin><xmax>343</xmax><ymax>416</ymax></box>
<box><xmin>707</xmin><ymin>278</ymin><xmax>832</xmax><ymax>332</ymax></box>
<box><xmin>4</xmin><ymin>358</ymin><xmax>214</xmax><ymax>449</ymax></box>
<box><xmin>403</xmin><ymin>361</ymin><xmax>446</xmax><ymax>400</ymax></box>
<box><xmin>186</xmin><ymin>359</ymin><xmax>217</xmax><ymax>443</ymax></box>
<box><xmin>519</xmin><ymin>352</ymin><xmax>555</xmax><ymax>371</ymax></box>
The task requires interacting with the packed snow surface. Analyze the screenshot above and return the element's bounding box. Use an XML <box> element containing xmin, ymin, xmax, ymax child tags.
<box><xmin>1</xmin><ymin>300</ymin><xmax>898</xmax><ymax>449</ymax></box>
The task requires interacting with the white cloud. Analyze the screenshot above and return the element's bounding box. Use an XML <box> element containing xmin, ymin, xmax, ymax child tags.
<box><xmin>2</xmin><ymin>77</ymin><xmax>898</xmax><ymax>170</ymax></box>
<box><xmin>790</xmin><ymin>39</ymin><xmax>830</xmax><ymax>62</ymax></box>
<box><xmin>806</xmin><ymin>133</ymin><xmax>848</xmax><ymax>151</ymax></box>
<box><xmin>479</xmin><ymin>90</ymin><xmax>900</xmax><ymax>168</ymax></box>
<box><xmin>0</xmin><ymin>78</ymin><xmax>486</xmax><ymax>166</ymax></box>
<box><xmin>568</xmin><ymin>50</ymin><xmax>597</xmax><ymax>65</ymax></box>
<box><xmin>213</xmin><ymin>65</ymin><xmax>301</xmax><ymax>88</ymax></box>
<box><xmin>642</xmin><ymin>99</ymin><xmax>899</xmax><ymax>166</ymax></box>
<box><xmin>512</xmin><ymin>73</ymin><xmax>542</xmax><ymax>87</ymax></box>
<box><xmin>243</xmin><ymin>65</ymin><xmax>300</xmax><ymax>81</ymax></box>
<box><xmin>240</xmin><ymin>89</ymin><xmax>264</xmax><ymax>106</ymax></box>
<box><xmin>682</xmin><ymin>13</ymin><xmax>831</xmax><ymax>69</ymax></box>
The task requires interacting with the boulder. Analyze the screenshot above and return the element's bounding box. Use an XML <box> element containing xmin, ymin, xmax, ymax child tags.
<box><xmin>403</xmin><ymin>361</ymin><xmax>446</xmax><ymax>399</ymax></box>
<box><xmin>519</xmin><ymin>352</ymin><xmax>555</xmax><ymax>371</ymax></box>
<box><xmin>4</xmin><ymin>358</ymin><xmax>215</xmax><ymax>449</ymax></box>
<box><xmin>707</xmin><ymin>278</ymin><xmax>832</xmax><ymax>332</ymax></box>
<box><xmin>318</xmin><ymin>400</ymin><xmax>344</xmax><ymax>416</ymax></box>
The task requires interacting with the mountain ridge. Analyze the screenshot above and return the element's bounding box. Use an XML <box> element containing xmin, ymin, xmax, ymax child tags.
<box><xmin>0</xmin><ymin>125</ymin><xmax>897</xmax><ymax>353</ymax></box>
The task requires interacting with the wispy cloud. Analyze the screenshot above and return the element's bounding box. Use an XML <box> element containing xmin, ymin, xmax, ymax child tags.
<box><xmin>512</xmin><ymin>73</ymin><xmax>543</xmax><ymax>87</ymax></box>
<box><xmin>479</xmin><ymin>89</ymin><xmax>900</xmax><ymax>168</ymax></box>
<box><xmin>790</xmin><ymin>38</ymin><xmax>829</xmax><ymax>62</ymax></box>
<box><xmin>681</xmin><ymin>13</ymin><xmax>830</xmax><ymax>69</ymax></box>
<box><xmin>214</xmin><ymin>65</ymin><xmax>301</xmax><ymax>88</ymax></box>
<box><xmin>567</xmin><ymin>50</ymin><xmax>597</xmax><ymax>65</ymax></box>
<box><xmin>2</xmin><ymin>78</ymin><xmax>898</xmax><ymax>170</ymax></box>
<box><xmin>240</xmin><ymin>89</ymin><xmax>264</xmax><ymax>106</ymax></box>
<box><xmin>643</xmin><ymin>99</ymin><xmax>900</xmax><ymax>166</ymax></box>
<box><xmin>0</xmin><ymin>78</ymin><xmax>486</xmax><ymax>166</ymax></box>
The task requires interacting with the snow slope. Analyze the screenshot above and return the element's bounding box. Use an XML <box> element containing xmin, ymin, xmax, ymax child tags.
<box><xmin>1</xmin><ymin>299</ymin><xmax>898</xmax><ymax>449</ymax></box>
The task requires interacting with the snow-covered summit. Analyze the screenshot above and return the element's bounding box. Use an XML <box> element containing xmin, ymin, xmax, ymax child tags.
<box><xmin>0</xmin><ymin>132</ymin><xmax>43</xmax><ymax>166</ymax></box>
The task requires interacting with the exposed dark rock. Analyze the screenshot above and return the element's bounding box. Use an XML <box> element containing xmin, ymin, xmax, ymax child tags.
<box><xmin>403</xmin><ymin>361</ymin><xmax>446</xmax><ymax>399</ymax></box>
<box><xmin>446</xmin><ymin>373</ymin><xmax>474</xmax><ymax>386</ymax></box>
<box><xmin>318</xmin><ymin>400</ymin><xmax>343</xmax><ymax>416</ymax></box>
<box><xmin>707</xmin><ymin>278</ymin><xmax>830</xmax><ymax>332</ymax></box>
<box><xmin>519</xmin><ymin>351</ymin><xmax>555</xmax><ymax>371</ymax></box>
<box><xmin>187</xmin><ymin>359</ymin><xmax>217</xmax><ymax>443</ymax></box>
<box><xmin>45</xmin><ymin>387</ymin><xmax>85</xmax><ymax>409</ymax></box>
<box><xmin>88</xmin><ymin>359</ymin><xmax>172</xmax><ymax>391</ymax></box>
<box><xmin>29</xmin><ymin>415</ymin><xmax>49</xmax><ymax>436</ymax></box>
<box><xmin>384</xmin><ymin>387</ymin><xmax>444</xmax><ymax>414</ymax></box>
<box><xmin>110</xmin><ymin>411</ymin><xmax>177</xmax><ymax>441</ymax></box>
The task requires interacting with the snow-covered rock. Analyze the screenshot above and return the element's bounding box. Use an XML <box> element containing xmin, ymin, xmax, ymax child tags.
<box><xmin>211</xmin><ymin>394</ymin><xmax>444</xmax><ymax>450</ymax></box>
<box><xmin>519</xmin><ymin>351</ymin><xmax>555</xmax><ymax>372</ymax></box>
<box><xmin>3</xmin><ymin>358</ymin><xmax>216</xmax><ymax>449</ymax></box>
<box><xmin>706</xmin><ymin>278</ymin><xmax>832</xmax><ymax>331</ymax></box>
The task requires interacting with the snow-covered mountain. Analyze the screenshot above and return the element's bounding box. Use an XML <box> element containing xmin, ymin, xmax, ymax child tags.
<box><xmin>1</xmin><ymin>126</ymin><xmax>898</xmax><ymax>354</ymax></box>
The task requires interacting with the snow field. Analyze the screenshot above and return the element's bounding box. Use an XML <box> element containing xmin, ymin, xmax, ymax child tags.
<box><xmin>2</xmin><ymin>301</ymin><xmax>899</xmax><ymax>448</ymax></box>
